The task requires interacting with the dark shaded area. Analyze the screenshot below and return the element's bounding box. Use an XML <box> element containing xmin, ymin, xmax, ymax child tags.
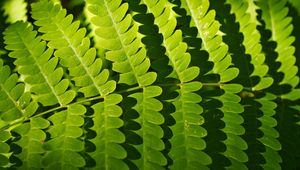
<box><xmin>120</xmin><ymin>95</ymin><xmax>141</xmax><ymax>170</ymax></box>
<box><xmin>209</xmin><ymin>0</ymin><xmax>258</xmax><ymax>88</ymax></box>
<box><xmin>7</xmin><ymin>132</ymin><xmax>22</xmax><ymax>168</ymax></box>
<box><xmin>0</xmin><ymin>8</ymin><xmax>14</xmax><ymax>70</ymax></box>
<box><xmin>82</xmin><ymin>105</ymin><xmax>97</xmax><ymax>168</ymax></box>
<box><xmin>277</xmin><ymin>3</ymin><xmax>300</xmax><ymax>169</ymax></box>
<box><xmin>159</xmin><ymin>87</ymin><xmax>178</xmax><ymax>167</ymax></box>
<box><xmin>58</xmin><ymin>0</ymin><xmax>85</xmax><ymax>20</ymax></box>
<box><xmin>240</xmin><ymin>97</ymin><xmax>265</xmax><ymax>170</ymax></box>
<box><xmin>202</xmin><ymin>98</ymin><xmax>230</xmax><ymax>169</ymax></box>
<box><xmin>275</xmin><ymin>99</ymin><xmax>300</xmax><ymax>170</ymax></box>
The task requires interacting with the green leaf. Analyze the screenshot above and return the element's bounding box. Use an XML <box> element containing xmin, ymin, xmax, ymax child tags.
<box><xmin>220</xmin><ymin>68</ymin><xmax>239</xmax><ymax>83</ymax></box>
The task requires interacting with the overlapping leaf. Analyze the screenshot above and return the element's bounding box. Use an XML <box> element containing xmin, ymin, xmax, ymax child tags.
<box><xmin>222</xmin><ymin>0</ymin><xmax>282</xmax><ymax>169</ymax></box>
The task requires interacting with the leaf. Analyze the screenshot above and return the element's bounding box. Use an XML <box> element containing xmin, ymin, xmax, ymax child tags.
<box><xmin>220</xmin><ymin>68</ymin><xmax>239</xmax><ymax>83</ymax></box>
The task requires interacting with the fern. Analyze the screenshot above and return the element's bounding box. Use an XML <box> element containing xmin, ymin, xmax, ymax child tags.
<box><xmin>31</xmin><ymin>0</ymin><xmax>115</xmax><ymax>97</ymax></box>
<box><xmin>0</xmin><ymin>60</ymin><xmax>38</xmax><ymax>125</ymax></box>
<box><xmin>177</xmin><ymin>0</ymin><xmax>248</xmax><ymax>168</ymax></box>
<box><xmin>4</xmin><ymin>21</ymin><xmax>76</xmax><ymax>106</ymax></box>
<box><xmin>86</xmin><ymin>0</ymin><xmax>166</xmax><ymax>169</ymax></box>
<box><xmin>1</xmin><ymin>0</ymin><xmax>300</xmax><ymax>169</ymax></box>
<box><xmin>138</xmin><ymin>0</ymin><xmax>211</xmax><ymax>169</ymax></box>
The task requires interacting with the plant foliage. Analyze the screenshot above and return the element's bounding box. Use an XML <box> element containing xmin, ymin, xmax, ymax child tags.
<box><xmin>0</xmin><ymin>0</ymin><xmax>300</xmax><ymax>169</ymax></box>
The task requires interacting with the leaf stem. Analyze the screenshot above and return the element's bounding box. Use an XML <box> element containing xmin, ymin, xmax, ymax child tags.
<box><xmin>0</xmin><ymin>81</ymin><xmax>250</xmax><ymax>131</ymax></box>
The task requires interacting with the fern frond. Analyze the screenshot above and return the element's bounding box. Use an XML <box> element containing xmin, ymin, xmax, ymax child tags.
<box><xmin>181</xmin><ymin>0</ymin><xmax>238</xmax><ymax>81</ymax></box>
<box><xmin>12</xmin><ymin>117</ymin><xmax>49</xmax><ymax>169</ymax></box>
<box><xmin>89</xmin><ymin>94</ymin><xmax>128</xmax><ymax>169</ymax></box>
<box><xmin>0</xmin><ymin>60</ymin><xmax>38</xmax><ymax>126</ymax></box>
<box><xmin>226</xmin><ymin>0</ymin><xmax>273</xmax><ymax>90</ymax></box>
<box><xmin>128</xmin><ymin>86</ymin><xmax>167</xmax><ymax>169</ymax></box>
<box><xmin>31</xmin><ymin>0</ymin><xmax>116</xmax><ymax>98</ymax></box>
<box><xmin>141</xmin><ymin>0</ymin><xmax>200</xmax><ymax>83</ymax></box>
<box><xmin>4</xmin><ymin>21</ymin><xmax>76</xmax><ymax>106</ymax></box>
<box><xmin>221</xmin><ymin>0</ymin><xmax>283</xmax><ymax>168</ymax></box>
<box><xmin>169</xmin><ymin>82</ymin><xmax>211</xmax><ymax>169</ymax></box>
<box><xmin>257</xmin><ymin>0</ymin><xmax>299</xmax><ymax>91</ymax></box>
<box><xmin>2</xmin><ymin>0</ymin><xmax>27</xmax><ymax>23</ymax></box>
<box><xmin>219</xmin><ymin>84</ymin><xmax>247</xmax><ymax>169</ymax></box>
<box><xmin>140</xmin><ymin>0</ymin><xmax>211</xmax><ymax>168</ymax></box>
<box><xmin>256</xmin><ymin>93</ymin><xmax>281</xmax><ymax>169</ymax></box>
<box><xmin>42</xmin><ymin>104</ymin><xmax>86</xmax><ymax>169</ymax></box>
<box><xmin>85</xmin><ymin>0</ymin><xmax>156</xmax><ymax>86</ymax></box>
<box><xmin>180</xmin><ymin>0</ymin><xmax>247</xmax><ymax>168</ymax></box>
<box><xmin>84</xmin><ymin>1</ymin><xmax>107</xmax><ymax>65</ymax></box>
<box><xmin>256</xmin><ymin>0</ymin><xmax>300</xmax><ymax>167</ymax></box>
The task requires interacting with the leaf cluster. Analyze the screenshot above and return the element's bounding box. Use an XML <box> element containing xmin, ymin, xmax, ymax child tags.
<box><xmin>0</xmin><ymin>0</ymin><xmax>300</xmax><ymax>169</ymax></box>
